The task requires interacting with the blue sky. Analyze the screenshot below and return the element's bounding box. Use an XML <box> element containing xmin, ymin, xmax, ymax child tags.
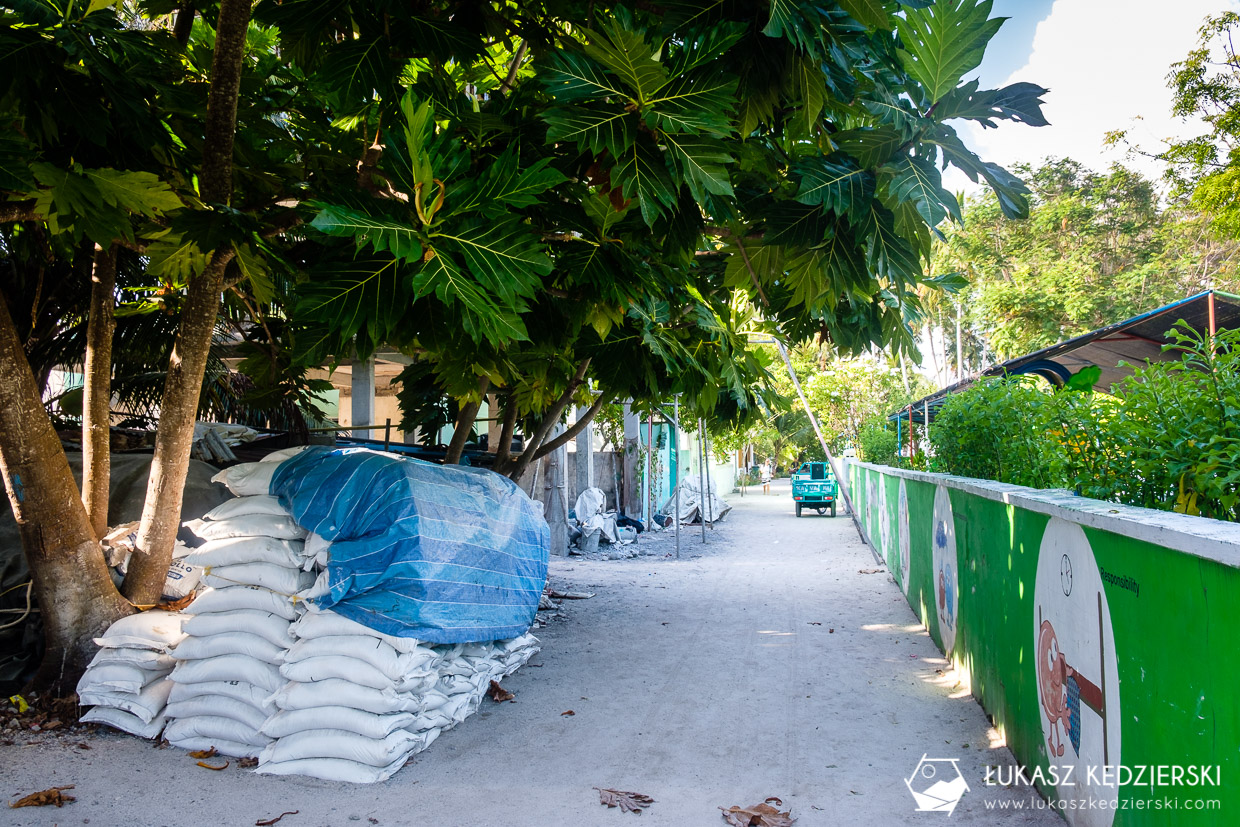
<box><xmin>946</xmin><ymin>0</ymin><xmax>1240</xmax><ymax>192</ymax></box>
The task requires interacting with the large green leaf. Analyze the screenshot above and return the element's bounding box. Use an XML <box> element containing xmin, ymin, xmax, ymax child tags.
<box><xmin>452</xmin><ymin>153</ymin><xmax>569</xmax><ymax>216</ymax></box>
<box><xmin>431</xmin><ymin>217</ymin><xmax>551</xmax><ymax>305</ymax></box>
<box><xmin>663</xmin><ymin>135</ymin><xmax>734</xmax><ymax>202</ymax></box>
<box><xmin>582</xmin><ymin>20</ymin><xmax>669</xmax><ymax>104</ymax></box>
<box><xmin>542</xmin><ymin>49</ymin><xmax>628</xmax><ymax>102</ymax></box>
<box><xmin>723</xmin><ymin>238</ymin><xmax>784</xmax><ymax>292</ymax></box>
<box><xmin>610</xmin><ymin>135</ymin><xmax>679</xmax><ymax>225</ymax></box>
<box><xmin>293</xmin><ymin>257</ymin><xmax>408</xmax><ymax>363</ymax></box>
<box><xmin>785</xmin><ymin>55</ymin><xmax>827</xmax><ymax>136</ymax></box>
<box><xmin>793</xmin><ymin>155</ymin><xmax>875</xmax><ymax>220</ymax></box>
<box><xmin>309</xmin><ymin>204</ymin><xmax>424</xmax><ymax>264</ymax></box>
<box><xmin>408</xmin><ymin>252</ymin><xmax>528</xmax><ymax>345</ymax></box>
<box><xmin>27</xmin><ymin>163</ymin><xmax>181</xmax><ymax>244</ymax></box>
<box><xmin>887</xmin><ymin>154</ymin><xmax>960</xmax><ymax>227</ymax></box>
<box><xmin>932</xmin><ymin>79</ymin><xmax>1050</xmax><ymax>128</ymax></box>
<box><xmin>894</xmin><ymin>0</ymin><xmax>1003</xmax><ymax>103</ymax></box>
<box><xmin>542</xmin><ymin>104</ymin><xmax>634</xmax><ymax>157</ymax></box>
<box><xmin>647</xmin><ymin>71</ymin><xmax>737</xmax><ymax>135</ymax></box>
<box><xmin>833</xmin><ymin>126</ymin><xmax>905</xmax><ymax>167</ymax></box>
<box><xmin>931</xmin><ymin>126</ymin><xmax>1030</xmax><ymax>218</ymax></box>
<box><xmin>860</xmin><ymin>202</ymin><xmax>923</xmax><ymax>285</ymax></box>
<box><xmin>838</xmin><ymin>0</ymin><xmax>890</xmax><ymax>29</ymax></box>
<box><xmin>313</xmin><ymin>37</ymin><xmax>392</xmax><ymax>113</ymax></box>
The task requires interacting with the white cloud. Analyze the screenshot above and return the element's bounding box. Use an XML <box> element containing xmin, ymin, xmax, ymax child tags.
<box><xmin>945</xmin><ymin>0</ymin><xmax>1240</xmax><ymax>193</ymax></box>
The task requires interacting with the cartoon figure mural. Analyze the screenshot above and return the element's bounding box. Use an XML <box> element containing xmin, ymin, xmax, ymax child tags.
<box><xmin>878</xmin><ymin>477</ymin><xmax>891</xmax><ymax>564</ymax></box>
<box><xmin>930</xmin><ymin>486</ymin><xmax>958</xmax><ymax>656</ymax></box>
<box><xmin>1033</xmin><ymin>519</ymin><xmax>1121</xmax><ymax>827</ymax></box>
<box><xmin>897</xmin><ymin>479</ymin><xmax>910</xmax><ymax>595</ymax></box>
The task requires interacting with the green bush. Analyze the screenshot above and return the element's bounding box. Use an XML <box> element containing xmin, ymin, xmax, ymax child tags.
<box><xmin>928</xmin><ymin>322</ymin><xmax>1240</xmax><ymax>523</ymax></box>
<box><xmin>857</xmin><ymin>418</ymin><xmax>899</xmax><ymax>465</ymax></box>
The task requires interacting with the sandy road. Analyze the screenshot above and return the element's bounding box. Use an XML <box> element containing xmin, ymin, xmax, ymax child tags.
<box><xmin>1</xmin><ymin>479</ymin><xmax>1057</xmax><ymax>826</ymax></box>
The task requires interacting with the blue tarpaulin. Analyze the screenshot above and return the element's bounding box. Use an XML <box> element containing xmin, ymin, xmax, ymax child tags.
<box><xmin>270</xmin><ymin>446</ymin><xmax>549</xmax><ymax>643</ymax></box>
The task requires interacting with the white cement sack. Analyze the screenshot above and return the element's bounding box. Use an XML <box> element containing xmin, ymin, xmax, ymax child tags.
<box><xmin>203</xmin><ymin>495</ymin><xmax>290</xmax><ymax>522</ymax></box>
<box><xmin>282</xmin><ymin>636</ymin><xmax>437</xmax><ymax>680</ymax></box>
<box><xmin>81</xmin><ymin>707</ymin><xmax>168</xmax><ymax>739</ymax></box>
<box><xmin>304</xmin><ymin>532</ymin><xmax>330</xmax><ymax>558</ymax></box>
<box><xmin>183</xmin><ymin>537</ymin><xmax>304</xmax><ymax>569</ymax></box>
<box><xmin>267</xmin><ymin>679</ymin><xmax>421</xmax><ymax>715</ymax></box>
<box><xmin>259</xmin><ymin>707</ymin><xmax>415</xmax><ymax>740</ymax></box>
<box><xmin>412</xmin><ymin>708</ymin><xmax>451</xmax><ymax>731</ymax></box>
<box><xmin>166</xmin><ymin>735</ymin><xmax>262</xmax><ymax>759</ymax></box>
<box><xmin>255</xmin><ymin>754</ymin><xmax>407</xmax><ymax>784</ymax></box>
<box><xmin>171</xmin><ymin>654</ymin><xmax>283</xmax><ymax>693</ymax></box>
<box><xmin>202</xmin><ymin>562</ymin><xmax>314</xmax><ymax>595</ymax></box>
<box><xmin>298</xmin><ymin>569</ymin><xmax>331</xmax><ymax>599</ymax></box>
<box><xmin>279</xmin><ymin>656</ymin><xmax>397</xmax><ymax>691</ymax></box>
<box><xmin>259</xmin><ymin>446</ymin><xmax>311</xmax><ymax>464</ymax></box>
<box><xmin>171</xmin><ymin>632</ymin><xmax>285</xmax><ymax>666</ymax></box>
<box><xmin>93</xmin><ymin>610</ymin><xmax>187</xmax><ymax>651</ymax></box>
<box><xmin>418</xmin><ymin>691</ymin><xmax>449</xmax><ymax>711</ymax></box>
<box><xmin>291</xmin><ymin>611</ymin><xmax>424</xmax><ymax>654</ymax></box>
<box><xmin>187</xmin><ymin>514</ymin><xmax>307</xmax><ymax>542</ymax></box>
<box><xmin>78</xmin><ymin>677</ymin><xmax>173</xmax><ymax>724</ymax></box>
<box><xmin>164</xmin><ymin>715</ymin><xmax>271</xmax><ymax>748</ymax></box>
<box><xmin>77</xmin><ymin>663</ymin><xmax>152</xmax><ymax>695</ymax></box>
<box><xmin>88</xmin><ymin>647</ymin><xmax>176</xmax><ymax>672</ymax></box>
<box><xmin>165</xmin><ymin>696</ymin><xmax>269</xmax><ymax>731</ymax></box>
<box><xmin>188</xmin><ymin>586</ymin><xmax>299</xmax><ymax>620</ymax></box>
<box><xmin>211</xmin><ymin>462</ymin><xmax>280</xmax><ymax>497</ymax></box>
<box><xmin>168</xmin><ymin>679</ymin><xmax>274</xmax><ymax>711</ymax></box>
<box><xmin>260</xmin><ymin>729</ymin><xmax>424</xmax><ymax>768</ymax></box>
<box><xmin>183</xmin><ymin>610</ymin><xmax>295</xmax><ymax>648</ymax></box>
<box><xmin>573</xmin><ymin>487</ymin><xmax>606</xmax><ymax>521</ymax></box>
<box><xmin>162</xmin><ymin>558</ymin><xmax>203</xmax><ymax>600</ymax></box>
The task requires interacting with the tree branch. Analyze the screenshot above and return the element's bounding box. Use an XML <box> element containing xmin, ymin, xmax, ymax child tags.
<box><xmin>444</xmin><ymin>376</ymin><xmax>490</xmax><ymax>465</ymax></box>
<box><xmin>531</xmin><ymin>389</ymin><xmax>613</xmax><ymax>462</ymax></box>
<box><xmin>0</xmin><ymin>201</ymin><xmax>38</xmax><ymax>224</ymax></box>
<box><xmin>505</xmin><ymin>358</ymin><xmax>591</xmax><ymax>481</ymax></box>
<box><xmin>494</xmin><ymin>393</ymin><xmax>518</xmax><ymax>468</ymax></box>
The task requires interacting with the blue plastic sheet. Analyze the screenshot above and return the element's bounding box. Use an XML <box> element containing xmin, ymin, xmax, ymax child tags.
<box><xmin>270</xmin><ymin>446</ymin><xmax>549</xmax><ymax>643</ymax></box>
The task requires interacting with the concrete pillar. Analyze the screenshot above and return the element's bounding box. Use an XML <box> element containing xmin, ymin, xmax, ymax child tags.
<box><xmin>351</xmin><ymin>355</ymin><xmax>375</xmax><ymax>440</ymax></box>
<box><xmin>486</xmin><ymin>394</ymin><xmax>503</xmax><ymax>453</ymax></box>
<box><xmin>621</xmin><ymin>402</ymin><xmax>641</xmax><ymax>518</ymax></box>
<box><xmin>544</xmin><ymin>424</ymin><xmax>569</xmax><ymax>557</ymax></box>
<box><xmin>574</xmin><ymin>405</ymin><xmax>595</xmax><ymax>504</ymax></box>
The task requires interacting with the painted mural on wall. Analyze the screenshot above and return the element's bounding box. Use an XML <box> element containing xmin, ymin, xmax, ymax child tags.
<box><xmin>1033</xmin><ymin>518</ymin><xmax>1121</xmax><ymax>827</ymax></box>
<box><xmin>878</xmin><ymin>476</ymin><xmax>891</xmax><ymax>564</ymax></box>
<box><xmin>897</xmin><ymin>479</ymin><xmax>910</xmax><ymax>594</ymax></box>
<box><xmin>866</xmin><ymin>474</ymin><xmax>877</xmax><ymax>542</ymax></box>
<box><xmin>930</xmin><ymin>485</ymin><xmax>958</xmax><ymax>656</ymax></box>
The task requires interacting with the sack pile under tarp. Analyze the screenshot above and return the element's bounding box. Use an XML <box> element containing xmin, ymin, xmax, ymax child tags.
<box><xmin>79</xmin><ymin>446</ymin><xmax>549</xmax><ymax>782</ymax></box>
<box><xmin>659</xmin><ymin>477</ymin><xmax>733</xmax><ymax>525</ymax></box>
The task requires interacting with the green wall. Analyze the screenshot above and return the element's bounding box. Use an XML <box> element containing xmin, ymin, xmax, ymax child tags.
<box><xmin>849</xmin><ymin>461</ymin><xmax>1240</xmax><ymax>826</ymax></box>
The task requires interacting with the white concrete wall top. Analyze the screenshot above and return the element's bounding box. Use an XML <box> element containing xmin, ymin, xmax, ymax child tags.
<box><xmin>853</xmin><ymin>461</ymin><xmax>1240</xmax><ymax>569</ymax></box>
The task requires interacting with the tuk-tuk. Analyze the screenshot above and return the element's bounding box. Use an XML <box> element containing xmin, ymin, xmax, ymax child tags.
<box><xmin>791</xmin><ymin>461</ymin><xmax>837</xmax><ymax>517</ymax></box>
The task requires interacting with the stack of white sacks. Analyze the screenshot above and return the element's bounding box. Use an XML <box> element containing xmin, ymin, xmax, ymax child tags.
<box><xmin>80</xmin><ymin>452</ymin><xmax>541</xmax><ymax>783</ymax></box>
<box><xmin>78</xmin><ymin>610</ymin><xmax>187</xmax><ymax>738</ymax></box>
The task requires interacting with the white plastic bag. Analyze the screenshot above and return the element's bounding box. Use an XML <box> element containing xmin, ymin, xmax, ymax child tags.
<box><xmin>93</xmin><ymin>610</ymin><xmax>187</xmax><ymax>651</ymax></box>
<box><xmin>260</xmin><ymin>728</ymin><xmax>424</xmax><ymax>768</ymax></box>
<box><xmin>183</xmin><ymin>537</ymin><xmax>304</xmax><ymax>569</ymax></box>
<box><xmin>81</xmin><ymin>707</ymin><xmax>167</xmax><ymax>739</ymax></box>
<box><xmin>183</xmin><ymin>610</ymin><xmax>294</xmax><ymax>648</ymax></box>
<box><xmin>203</xmin><ymin>495</ymin><xmax>290</xmax><ymax>521</ymax></box>
<box><xmin>291</xmin><ymin>611</ymin><xmax>424</xmax><ymax>654</ymax></box>
<box><xmin>171</xmin><ymin>631</ymin><xmax>285</xmax><ymax>665</ymax></box>
<box><xmin>187</xmin><ymin>586</ymin><xmax>299</xmax><ymax>620</ymax></box>
<box><xmin>78</xmin><ymin>677</ymin><xmax>173</xmax><ymax>724</ymax></box>
<box><xmin>170</xmin><ymin>654</ymin><xmax>284</xmax><ymax>693</ymax></box>
<box><xmin>168</xmin><ymin>679</ymin><xmax>275</xmax><ymax>711</ymax></box>
<box><xmin>187</xmin><ymin>514</ymin><xmax>307</xmax><ymax>542</ymax></box>
<box><xmin>259</xmin><ymin>707</ymin><xmax>415</xmax><ymax>740</ymax></box>
<box><xmin>211</xmin><ymin>462</ymin><xmax>280</xmax><ymax>497</ymax></box>
<box><xmin>202</xmin><ymin>562</ymin><xmax>314</xmax><ymax>595</ymax></box>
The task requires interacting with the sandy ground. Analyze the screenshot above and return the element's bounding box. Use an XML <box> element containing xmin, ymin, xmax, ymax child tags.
<box><xmin>0</xmin><ymin>479</ymin><xmax>1059</xmax><ymax>827</ymax></box>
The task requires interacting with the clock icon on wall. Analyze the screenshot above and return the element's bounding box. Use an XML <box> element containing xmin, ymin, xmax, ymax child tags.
<box><xmin>1060</xmin><ymin>554</ymin><xmax>1073</xmax><ymax>596</ymax></box>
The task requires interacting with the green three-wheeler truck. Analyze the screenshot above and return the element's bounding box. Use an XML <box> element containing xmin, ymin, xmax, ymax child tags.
<box><xmin>791</xmin><ymin>461</ymin><xmax>837</xmax><ymax>517</ymax></box>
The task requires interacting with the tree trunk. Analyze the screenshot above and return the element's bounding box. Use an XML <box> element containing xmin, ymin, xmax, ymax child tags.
<box><xmin>503</xmin><ymin>358</ymin><xmax>590</xmax><ymax>482</ymax></box>
<box><xmin>0</xmin><ymin>298</ymin><xmax>131</xmax><ymax>695</ymax></box>
<box><xmin>123</xmin><ymin>0</ymin><xmax>252</xmax><ymax>604</ymax></box>
<box><xmin>494</xmin><ymin>394</ymin><xmax>518</xmax><ymax>468</ymax></box>
<box><xmin>82</xmin><ymin>245</ymin><xmax>116</xmax><ymax>539</ymax></box>
<box><xmin>444</xmin><ymin>377</ymin><xmax>489</xmax><ymax>465</ymax></box>
<box><xmin>529</xmin><ymin>390</ymin><xmax>612</xmax><ymax>462</ymax></box>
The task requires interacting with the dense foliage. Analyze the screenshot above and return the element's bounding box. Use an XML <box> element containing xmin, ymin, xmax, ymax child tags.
<box><xmin>926</xmin><ymin>325</ymin><xmax>1240</xmax><ymax>523</ymax></box>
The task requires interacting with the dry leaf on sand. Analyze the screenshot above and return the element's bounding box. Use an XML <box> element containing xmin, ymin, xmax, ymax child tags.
<box><xmin>10</xmin><ymin>786</ymin><xmax>75</xmax><ymax>808</ymax></box>
<box><xmin>188</xmin><ymin>747</ymin><xmax>217</xmax><ymax>759</ymax></box>
<box><xmin>197</xmin><ymin>760</ymin><xmax>229</xmax><ymax>770</ymax></box>
<box><xmin>486</xmin><ymin>680</ymin><xmax>514</xmax><ymax>703</ymax></box>
<box><xmin>594</xmin><ymin>787</ymin><xmax>654</xmax><ymax>814</ymax></box>
<box><xmin>256</xmin><ymin>810</ymin><xmax>299</xmax><ymax>825</ymax></box>
<box><xmin>719</xmin><ymin>797</ymin><xmax>796</xmax><ymax>826</ymax></box>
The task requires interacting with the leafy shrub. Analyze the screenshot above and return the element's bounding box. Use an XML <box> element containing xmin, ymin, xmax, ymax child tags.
<box><xmin>857</xmin><ymin>418</ymin><xmax>899</xmax><ymax>465</ymax></box>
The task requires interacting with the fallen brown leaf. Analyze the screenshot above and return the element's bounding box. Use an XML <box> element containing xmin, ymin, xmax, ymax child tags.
<box><xmin>858</xmin><ymin>568</ymin><xmax>882</xmax><ymax>575</ymax></box>
<box><xmin>719</xmin><ymin>797</ymin><xmax>795</xmax><ymax>827</ymax></box>
<box><xmin>197</xmin><ymin>760</ymin><xmax>229</xmax><ymax>770</ymax></box>
<box><xmin>10</xmin><ymin>786</ymin><xmax>75</xmax><ymax>808</ymax></box>
<box><xmin>156</xmin><ymin>593</ymin><xmax>196</xmax><ymax>612</ymax></box>
<box><xmin>486</xmin><ymin>680</ymin><xmax>514</xmax><ymax>703</ymax></box>
<box><xmin>561</xmin><ymin>710</ymin><xmax>575</xmax><ymax>716</ymax></box>
<box><xmin>256</xmin><ymin>810</ymin><xmax>299</xmax><ymax>826</ymax></box>
<box><xmin>594</xmin><ymin>787</ymin><xmax>654</xmax><ymax>814</ymax></box>
<box><xmin>238</xmin><ymin>757</ymin><xmax>259</xmax><ymax>768</ymax></box>
<box><xmin>188</xmin><ymin>747</ymin><xmax>217</xmax><ymax>759</ymax></box>
<box><xmin>42</xmin><ymin>719</ymin><xmax>61</xmax><ymax>730</ymax></box>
